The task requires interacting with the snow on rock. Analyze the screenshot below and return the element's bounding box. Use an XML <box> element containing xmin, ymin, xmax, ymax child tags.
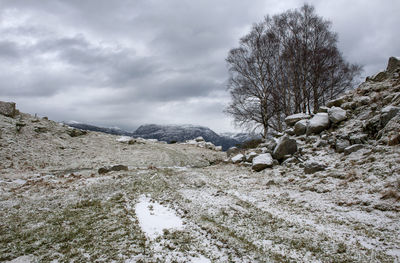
<box><xmin>344</xmin><ymin>144</ymin><xmax>364</xmax><ymax>155</ymax></box>
<box><xmin>326</xmin><ymin>96</ymin><xmax>346</xmax><ymax>108</ymax></box>
<box><xmin>195</xmin><ymin>136</ymin><xmax>205</xmax><ymax>142</ymax></box>
<box><xmin>135</xmin><ymin>195</ymin><xmax>184</xmax><ymax>239</ymax></box>
<box><xmin>252</xmin><ymin>153</ymin><xmax>273</xmax><ymax>172</ymax></box>
<box><xmin>116</xmin><ymin>136</ymin><xmax>135</xmax><ymax>144</ymax></box>
<box><xmin>328</xmin><ymin>106</ymin><xmax>347</xmax><ymax>124</ymax></box>
<box><xmin>285</xmin><ymin>113</ymin><xmax>311</xmax><ymax>126</ymax></box>
<box><xmin>5</xmin><ymin>255</ymin><xmax>36</xmax><ymax>263</ymax></box>
<box><xmin>245</xmin><ymin>151</ymin><xmax>258</xmax><ymax>162</ymax></box>
<box><xmin>306</xmin><ymin>113</ymin><xmax>330</xmax><ymax>135</ymax></box>
<box><xmin>231</xmin><ymin>153</ymin><xmax>245</xmax><ymax>164</ymax></box>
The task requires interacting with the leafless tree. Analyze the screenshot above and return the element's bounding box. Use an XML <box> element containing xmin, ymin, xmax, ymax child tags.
<box><xmin>226</xmin><ymin>4</ymin><xmax>361</xmax><ymax>136</ymax></box>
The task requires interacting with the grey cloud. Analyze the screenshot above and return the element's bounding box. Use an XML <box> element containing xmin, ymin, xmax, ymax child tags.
<box><xmin>0</xmin><ymin>0</ymin><xmax>399</xmax><ymax>133</ymax></box>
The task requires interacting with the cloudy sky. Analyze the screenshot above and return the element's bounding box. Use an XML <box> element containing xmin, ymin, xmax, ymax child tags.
<box><xmin>0</xmin><ymin>0</ymin><xmax>399</xmax><ymax>133</ymax></box>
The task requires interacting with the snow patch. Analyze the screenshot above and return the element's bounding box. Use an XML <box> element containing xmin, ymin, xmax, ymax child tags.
<box><xmin>135</xmin><ymin>195</ymin><xmax>184</xmax><ymax>239</ymax></box>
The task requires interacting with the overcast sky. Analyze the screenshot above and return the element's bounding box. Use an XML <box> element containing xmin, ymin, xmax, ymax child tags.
<box><xmin>0</xmin><ymin>0</ymin><xmax>399</xmax><ymax>133</ymax></box>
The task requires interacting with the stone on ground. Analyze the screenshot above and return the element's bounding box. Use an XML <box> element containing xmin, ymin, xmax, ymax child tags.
<box><xmin>306</xmin><ymin>113</ymin><xmax>330</xmax><ymax>135</ymax></box>
<box><xmin>231</xmin><ymin>153</ymin><xmax>244</xmax><ymax>164</ymax></box>
<box><xmin>273</xmin><ymin>135</ymin><xmax>297</xmax><ymax>160</ymax></box>
<box><xmin>328</xmin><ymin>106</ymin><xmax>347</xmax><ymax>124</ymax></box>
<box><xmin>252</xmin><ymin>153</ymin><xmax>273</xmax><ymax>171</ymax></box>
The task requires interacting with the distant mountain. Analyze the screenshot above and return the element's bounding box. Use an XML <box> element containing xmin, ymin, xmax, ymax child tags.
<box><xmin>65</xmin><ymin>122</ymin><xmax>133</xmax><ymax>136</ymax></box>
<box><xmin>133</xmin><ymin>124</ymin><xmax>239</xmax><ymax>151</ymax></box>
<box><xmin>64</xmin><ymin>122</ymin><xmax>259</xmax><ymax>151</ymax></box>
<box><xmin>220</xmin><ymin>132</ymin><xmax>262</xmax><ymax>143</ymax></box>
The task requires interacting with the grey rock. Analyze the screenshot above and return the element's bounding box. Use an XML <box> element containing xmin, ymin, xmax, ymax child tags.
<box><xmin>318</xmin><ymin>106</ymin><xmax>329</xmax><ymax>113</ymax></box>
<box><xmin>252</xmin><ymin>153</ymin><xmax>273</xmax><ymax>172</ymax></box>
<box><xmin>231</xmin><ymin>153</ymin><xmax>245</xmax><ymax>164</ymax></box>
<box><xmin>285</xmin><ymin>113</ymin><xmax>311</xmax><ymax>126</ymax></box>
<box><xmin>273</xmin><ymin>135</ymin><xmax>297</xmax><ymax>160</ymax></box>
<box><xmin>328</xmin><ymin>107</ymin><xmax>347</xmax><ymax>124</ymax></box>
<box><xmin>0</xmin><ymin>101</ymin><xmax>16</xmax><ymax>118</ymax></box>
<box><xmin>326</xmin><ymin>96</ymin><xmax>345</xmax><ymax>107</ymax></box>
<box><xmin>215</xmin><ymin>146</ymin><xmax>223</xmax><ymax>151</ymax></box>
<box><xmin>110</xmin><ymin>164</ymin><xmax>129</xmax><ymax>172</ymax></box>
<box><xmin>349</xmin><ymin>134</ymin><xmax>368</xmax><ymax>144</ymax></box>
<box><xmin>344</xmin><ymin>144</ymin><xmax>364</xmax><ymax>155</ymax></box>
<box><xmin>355</xmin><ymin>96</ymin><xmax>371</xmax><ymax>106</ymax></box>
<box><xmin>67</xmin><ymin>128</ymin><xmax>87</xmax><ymax>137</ymax></box>
<box><xmin>342</xmin><ymin>101</ymin><xmax>357</xmax><ymax>110</ymax></box>
<box><xmin>336</xmin><ymin>139</ymin><xmax>350</xmax><ymax>153</ymax></box>
<box><xmin>381</xmin><ymin>105</ymin><xmax>400</xmax><ymax>127</ymax></box>
<box><xmin>306</xmin><ymin>113</ymin><xmax>330</xmax><ymax>135</ymax></box>
<box><xmin>285</xmin><ymin>128</ymin><xmax>295</xmax><ymax>136</ymax></box>
<box><xmin>369</xmin><ymin>71</ymin><xmax>387</xmax><ymax>82</ymax></box>
<box><xmin>294</xmin><ymin>119</ymin><xmax>309</xmax><ymax>136</ymax></box>
<box><xmin>258</xmin><ymin>138</ymin><xmax>277</xmax><ymax>153</ymax></box>
<box><xmin>304</xmin><ymin>162</ymin><xmax>327</xmax><ymax>174</ymax></box>
<box><xmin>245</xmin><ymin>152</ymin><xmax>258</xmax><ymax>162</ymax></box>
<box><xmin>386</xmin><ymin>56</ymin><xmax>400</xmax><ymax>73</ymax></box>
<box><xmin>195</xmin><ymin>136</ymin><xmax>205</xmax><ymax>142</ymax></box>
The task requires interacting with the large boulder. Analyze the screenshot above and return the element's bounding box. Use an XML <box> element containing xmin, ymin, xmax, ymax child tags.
<box><xmin>328</xmin><ymin>107</ymin><xmax>347</xmax><ymax>124</ymax></box>
<box><xmin>273</xmin><ymin>135</ymin><xmax>297</xmax><ymax>160</ymax></box>
<box><xmin>0</xmin><ymin>101</ymin><xmax>16</xmax><ymax>118</ymax></box>
<box><xmin>285</xmin><ymin>113</ymin><xmax>311</xmax><ymax>126</ymax></box>
<box><xmin>252</xmin><ymin>153</ymin><xmax>273</xmax><ymax>172</ymax></box>
<box><xmin>306</xmin><ymin>113</ymin><xmax>330</xmax><ymax>135</ymax></box>
<box><xmin>294</xmin><ymin>119</ymin><xmax>309</xmax><ymax>136</ymax></box>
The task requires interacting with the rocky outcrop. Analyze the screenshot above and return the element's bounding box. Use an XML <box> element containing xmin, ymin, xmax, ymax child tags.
<box><xmin>0</xmin><ymin>101</ymin><xmax>16</xmax><ymax>118</ymax></box>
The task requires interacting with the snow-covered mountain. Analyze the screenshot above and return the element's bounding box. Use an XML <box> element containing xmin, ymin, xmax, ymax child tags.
<box><xmin>64</xmin><ymin>122</ymin><xmax>133</xmax><ymax>136</ymax></box>
<box><xmin>220</xmin><ymin>132</ymin><xmax>262</xmax><ymax>143</ymax></box>
<box><xmin>133</xmin><ymin>124</ymin><xmax>239</xmax><ymax>150</ymax></box>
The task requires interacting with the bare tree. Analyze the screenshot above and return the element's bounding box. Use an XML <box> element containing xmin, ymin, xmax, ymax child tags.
<box><xmin>226</xmin><ymin>4</ymin><xmax>361</xmax><ymax>136</ymax></box>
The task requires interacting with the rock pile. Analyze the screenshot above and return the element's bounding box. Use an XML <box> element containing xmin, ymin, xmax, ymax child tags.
<box><xmin>227</xmin><ymin>57</ymin><xmax>400</xmax><ymax>172</ymax></box>
<box><xmin>183</xmin><ymin>136</ymin><xmax>223</xmax><ymax>151</ymax></box>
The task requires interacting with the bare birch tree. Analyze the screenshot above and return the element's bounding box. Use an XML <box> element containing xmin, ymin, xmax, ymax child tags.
<box><xmin>226</xmin><ymin>4</ymin><xmax>361</xmax><ymax>136</ymax></box>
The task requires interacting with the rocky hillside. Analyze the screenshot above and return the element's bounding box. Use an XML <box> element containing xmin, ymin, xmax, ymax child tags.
<box><xmin>0</xmin><ymin>57</ymin><xmax>399</xmax><ymax>263</ymax></box>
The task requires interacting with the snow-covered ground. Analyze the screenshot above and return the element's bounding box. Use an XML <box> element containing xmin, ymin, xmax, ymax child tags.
<box><xmin>1</xmin><ymin>70</ymin><xmax>400</xmax><ymax>262</ymax></box>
